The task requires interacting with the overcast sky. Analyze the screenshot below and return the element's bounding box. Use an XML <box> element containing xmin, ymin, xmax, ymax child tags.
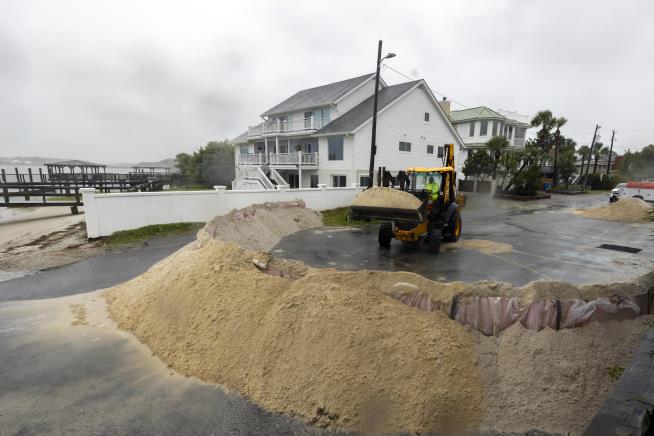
<box><xmin>1</xmin><ymin>0</ymin><xmax>652</xmax><ymax>163</ymax></box>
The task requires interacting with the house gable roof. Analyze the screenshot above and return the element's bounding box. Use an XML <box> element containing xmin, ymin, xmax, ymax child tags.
<box><xmin>315</xmin><ymin>80</ymin><xmax>419</xmax><ymax>135</ymax></box>
<box><xmin>261</xmin><ymin>73</ymin><xmax>375</xmax><ymax>117</ymax></box>
<box><xmin>449</xmin><ymin>106</ymin><xmax>530</xmax><ymax>127</ymax></box>
<box><xmin>231</xmin><ymin>130</ymin><xmax>249</xmax><ymax>145</ymax></box>
<box><xmin>448</xmin><ymin>106</ymin><xmax>506</xmax><ymax>122</ymax></box>
<box><xmin>315</xmin><ymin>79</ymin><xmax>466</xmax><ymax>150</ymax></box>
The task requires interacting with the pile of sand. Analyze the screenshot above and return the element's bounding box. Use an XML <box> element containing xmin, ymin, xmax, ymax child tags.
<box><xmin>351</xmin><ymin>187</ymin><xmax>422</xmax><ymax>210</ymax></box>
<box><xmin>574</xmin><ymin>197</ymin><xmax>653</xmax><ymax>223</ymax></box>
<box><xmin>106</xmin><ymin>239</ymin><xmax>484</xmax><ymax>433</ymax></box>
<box><xmin>105</xmin><ymin>202</ymin><xmax>653</xmax><ymax>434</ymax></box>
<box><xmin>477</xmin><ymin>317</ymin><xmax>652</xmax><ymax>435</ymax></box>
<box><xmin>203</xmin><ymin>200</ymin><xmax>322</xmax><ymax>250</ymax></box>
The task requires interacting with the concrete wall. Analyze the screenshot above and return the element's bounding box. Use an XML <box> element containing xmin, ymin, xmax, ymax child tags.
<box><xmin>81</xmin><ymin>185</ymin><xmax>362</xmax><ymax>238</ymax></box>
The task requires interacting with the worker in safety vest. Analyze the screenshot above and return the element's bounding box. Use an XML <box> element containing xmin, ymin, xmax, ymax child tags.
<box><xmin>425</xmin><ymin>176</ymin><xmax>440</xmax><ymax>201</ymax></box>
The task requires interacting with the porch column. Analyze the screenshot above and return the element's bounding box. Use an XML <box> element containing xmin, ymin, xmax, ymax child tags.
<box><xmin>275</xmin><ymin>136</ymin><xmax>279</xmax><ymax>154</ymax></box>
<box><xmin>298</xmin><ymin>151</ymin><xmax>302</xmax><ymax>189</ymax></box>
<box><xmin>264</xmin><ymin>137</ymin><xmax>268</xmax><ymax>155</ymax></box>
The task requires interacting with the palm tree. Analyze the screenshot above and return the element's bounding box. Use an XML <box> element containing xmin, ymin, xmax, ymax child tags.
<box><xmin>485</xmin><ymin>136</ymin><xmax>509</xmax><ymax>191</ymax></box>
<box><xmin>592</xmin><ymin>144</ymin><xmax>609</xmax><ymax>174</ymax></box>
<box><xmin>577</xmin><ymin>145</ymin><xmax>591</xmax><ymax>183</ymax></box>
<box><xmin>551</xmin><ymin>117</ymin><xmax>567</xmax><ymax>186</ymax></box>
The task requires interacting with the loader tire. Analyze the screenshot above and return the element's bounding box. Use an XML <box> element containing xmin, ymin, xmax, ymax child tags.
<box><xmin>378</xmin><ymin>223</ymin><xmax>392</xmax><ymax>249</ymax></box>
<box><xmin>428</xmin><ymin>227</ymin><xmax>441</xmax><ymax>254</ymax></box>
<box><xmin>443</xmin><ymin>209</ymin><xmax>462</xmax><ymax>243</ymax></box>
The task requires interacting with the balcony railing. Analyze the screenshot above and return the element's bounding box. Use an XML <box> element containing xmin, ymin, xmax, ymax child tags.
<box><xmin>513</xmin><ymin>137</ymin><xmax>525</xmax><ymax>147</ymax></box>
<box><xmin>248</xmin><ymin>116</ymin><xmax>327</xmax><ymax>137</ymax></box>
<box><xmin>236</xmin><ymin>152</ymin><xmax>319</xmax><ymax>166</ymax></box>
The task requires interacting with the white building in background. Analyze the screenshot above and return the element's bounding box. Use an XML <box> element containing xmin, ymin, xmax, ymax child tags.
<box><xmin>230</xmin><ymin>73</ymin><xmax>466</xmax><ymax>190</ymax></box>
<box><xmin>446</xmin><ymin>106</ymin><xmax>531</xmax><ymax>165</ymax></box>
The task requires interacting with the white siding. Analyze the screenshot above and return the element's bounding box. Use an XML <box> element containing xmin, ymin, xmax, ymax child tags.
<box><xmin>333</xmin><ymin>77</ymin><xmax>378</xmax><ymax>119</ymax></box>
<box><xmin>351</xmin><ymin>85</ymin><xmax>463</xmax><ymax>176</ymax></box>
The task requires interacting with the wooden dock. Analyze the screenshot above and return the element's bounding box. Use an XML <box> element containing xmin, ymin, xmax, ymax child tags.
<box><xmin>0</xmin><ymin>166</ymin><xmax>185</xmax><ymax>214</ymax></box>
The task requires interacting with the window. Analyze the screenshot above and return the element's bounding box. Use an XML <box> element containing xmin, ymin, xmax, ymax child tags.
<box><xmin>508</xmin><ymin>126</ymin><xmax>513</xmax><ymax>139</ymax></box>
<box><xmin>278</xmin><ymin>115</ymin><xmax>287</xmax><ymax>131</ymax></box>
<box><xmin>331</xmin><ymin>175</ymin><xmax>346</xmax><ymax>187</ymax></box>
<box><xmin>359</xmin><ymin>175</ymin><xmax>370</xmax><ymax>187</ymax></box>
<box><xmin>437</xmin><ymin>146</ymin><xmax>444</xmax><ymax>158</ymax></box>
<box><xmin>328</xmin><ymin>136</ymin><xmax>344</xmax><ymax>160</ymax></box>
<box><xmin>469</xmin><ymin>121</ymin><xmax>475</xmax><ymax>137</ymax></box>
<box><xmin>492</xmin><ymin>121</ymin><xmax>498</xmax><ymax>136</ymax></box>
<box><xmin>239</xmin><ymin>145</ymin><xmax>249</xmax><ymax>154</ymax></box>
<box><xmin>399</xmin><ymin>141</ymin><xmax>412</xmax><ymax>152</ymax></box>
<box><xmin>427</xmin><ymin>145</ymin><xmax>434</xmax><ymax>154</ymax></box>
<box><xmin>304</xmin><ymin>111</ymin><xmax>313</xmax><ymax>129</ymax></box>
<box><xmin>480</xmin><ymin>120</ymin><xmax>488</xmax><ymax>136</ymax></box>
<box><xmin>310</xmin><ymin>174</ymin><xmax>319</xmax><ymax>188</ymax></box>
<box><xmin>424</xmin><ymin>112</ymin><xmax>430</xmax><ymax>122</ymax></box>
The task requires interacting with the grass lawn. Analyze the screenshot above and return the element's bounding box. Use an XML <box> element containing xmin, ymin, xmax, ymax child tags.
<box><xmin>169</xmin><ymin>184</ymin><xmax>214</xmax><ymax>191</ymax></box>
<box><xmin>104</xmin><ymin>222</ymin><xmax>204</xmax><ymax>248</ymax></box>
<box><xmin>321</xmin><ymin>207</ymin><xmax>378</xmax><ymax>227</ymax></box>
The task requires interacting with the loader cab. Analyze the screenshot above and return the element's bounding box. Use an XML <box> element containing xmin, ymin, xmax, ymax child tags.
<box><xmin>405</xmin><ymin>168</ymin><xmax>456</xmax><ymax>204</ymax></box>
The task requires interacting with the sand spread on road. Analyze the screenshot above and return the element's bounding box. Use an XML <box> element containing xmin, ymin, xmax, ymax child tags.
<box><xmin>574</xmin><ymin>197</ymin><xmax>652</xmax><ymax>223</ymax></box>
<box><xmin>457</xmin><ymin>239</ymin><xmax>513</xmax><ymax>254</ymax></box>
<box><xmin>105</xmin><ymin>202</ymin><xmax>653</xmax><ymax>434</ymax></box>
<box><xmin>69</xmin><ymin>303</ymin><xmax>88</xmax><ymax>326</ymax></box>
<box><xmin>351</xmin><ymin>187</ymin><xmax>422</xmax><ymax>210</ymax></box>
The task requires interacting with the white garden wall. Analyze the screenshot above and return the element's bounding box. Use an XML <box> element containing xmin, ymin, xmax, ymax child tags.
<box><xmin>81</xmin><ymin>185</ymin><xmax>362</xmax><ymax>238</ymax></box>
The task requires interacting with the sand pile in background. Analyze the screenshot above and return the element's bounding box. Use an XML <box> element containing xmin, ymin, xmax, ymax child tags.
<box><xmin>351</xmin><ymin>187</ymin><xmax>422</xmax><ymax>210</ymax></box>
<box><xmin>106</xmin><ymin>239</ymin><xmax>484</xmax><ymax>433</ymax></box>
<box><xmin>203</xmin><ymin>200</ymin><xmax>322</xmax><ymax>250</ymax></box>
<box><xmin>574</xmin><ymin>197</ymin><xmax>652</xmax><ymax>223</ymax></box>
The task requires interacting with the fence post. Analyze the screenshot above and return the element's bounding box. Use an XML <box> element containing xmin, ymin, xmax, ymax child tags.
<box><xmin>1</xmin><ymin>169</ymin><xmax>5</xmax><ymax>183</ymax></box>
<box><xmin>80</xmin><ymin>188</ymin><xmax>99</xmax><ymax>238</ymax></box>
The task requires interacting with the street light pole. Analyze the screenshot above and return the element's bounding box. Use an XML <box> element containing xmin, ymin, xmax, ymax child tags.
<box><xmin>367</xmin><ymin>41</ymin><xmax>395</xmax><ymax>189</ymax></box>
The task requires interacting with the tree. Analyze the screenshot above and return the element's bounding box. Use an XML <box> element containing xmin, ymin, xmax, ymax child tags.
<box><xmin>625</xmin><ymin>144</ymin><xmax>654</xmax><ymax>178</ymax></box>
<box><xmin>176</xmin><ymin>140</ymin><xmax>235</xmax><ymax>187</ymax></box>
<box><xmin>557</xmin><ymin>138</ymin><xmax>577</xmax><ymax>187</ymax></box>
<box><xmin>485</xmin><ymin>135</ymin><xmax>510</xmax><ymax>178</ymax></box>
<box><xmin>576</xmin><ymin>145</ymin><xmax>591</xmax><ymax>182</ymax></box>
<box><xmin>462</xmin><ymin>149</ymin><xmax>493</xmax><ymax>180</ymax></box>
<box><xmin>530</xmin><ymin>110</ymin><xmax>567</xmax><ymax>154</ymax></box>
<box><xmin>592</xmin><ymin>143</ymin><xmax>609</xmax><ymax>174</ymax></box>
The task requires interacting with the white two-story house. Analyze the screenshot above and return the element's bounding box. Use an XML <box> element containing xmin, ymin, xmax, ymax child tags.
<box><xmin>231</xmin><ymin>73</ymin><xmax>466</xmax><ymax>190</ymax></box>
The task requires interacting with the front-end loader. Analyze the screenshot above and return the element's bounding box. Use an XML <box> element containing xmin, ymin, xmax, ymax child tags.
<box><xmin>350</xmin><ymin>143</ymin><xmax>462</xmax><ymax>254</ymax></box>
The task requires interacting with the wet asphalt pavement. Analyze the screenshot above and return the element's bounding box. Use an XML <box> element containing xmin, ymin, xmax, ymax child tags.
<box><xmin>0</xmin><ymin>233</ymin><xmax>197</xmax><ymax>301</ymax></box>
<box><xmin>274</xmin><ymin>193</ymin><xmax>654</xmax><ymax>285</ymax></box>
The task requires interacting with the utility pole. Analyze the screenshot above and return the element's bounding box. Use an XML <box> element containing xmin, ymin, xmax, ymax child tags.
<box><xmin>367</xmin><ymin>41</ymin><xmax>396</xmax><ymax>188</ymax></box>
<box><xmin>583</xmin><ymin>124</ymin><xmax>600</xmax><ymax>190</ymax></box>
<box><xmin>606</xmin><ymin>129</ymin><xmax>615</xmax><ymax>176</ymax></box>
<box><xmin>552</xmin><ymin>128</ymin><xmax>560</xmax><ymax>187</ymax></box>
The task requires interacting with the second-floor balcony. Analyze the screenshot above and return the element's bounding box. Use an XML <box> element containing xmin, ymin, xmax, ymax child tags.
<box><xmin>248</xmin><ymin>116</ymin><xmax>328</xmax><ymax>137</ymax></box>
<box><xmin>236</xmin><ymin>152</ymin><xmax>319</xmax><ymax>167</ymax></box>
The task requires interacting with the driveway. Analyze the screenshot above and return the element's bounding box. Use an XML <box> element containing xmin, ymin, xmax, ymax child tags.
<box><xmin>274</xmin><ymin>193</ymin><xmax>654</xmax><ymax>285</ymax></box>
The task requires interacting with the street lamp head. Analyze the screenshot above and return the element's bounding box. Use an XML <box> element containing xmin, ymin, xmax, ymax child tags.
<box><xmin>385</xmin><ymin>53</ymin><xmax>396</xmax><ymax>59</ymax></box>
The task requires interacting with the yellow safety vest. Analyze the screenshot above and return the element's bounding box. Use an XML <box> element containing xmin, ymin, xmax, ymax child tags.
<box><xmin>425</xmin><ymin>182</ymin><xmax>439</xmax><ymax>200</ymax></box>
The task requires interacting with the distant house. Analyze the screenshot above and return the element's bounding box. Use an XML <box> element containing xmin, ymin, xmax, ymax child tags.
<box><xmin>447</xmin><ymin>106</ymin><xmax>531</xmax><ymax>164</ymax></box>
<box><xmin>230</xmin><ymin>73</ymin><xmax>466</xmax><ymax>190</ymax></box>
<box><xmin>440</xmin><ymin>106</ymin><xmax>532</xmax><ymax>192</ymax></box>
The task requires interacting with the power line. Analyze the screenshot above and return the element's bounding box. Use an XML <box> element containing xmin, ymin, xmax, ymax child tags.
<box><xmin>381</xmin><ymin>64</ymin><xmax>469</xmax><ymax>109</ymax></box>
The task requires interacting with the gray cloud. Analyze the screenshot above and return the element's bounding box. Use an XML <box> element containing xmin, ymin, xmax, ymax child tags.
<box><xmin>1</xmin><ymin>0</ymin><xmax>652</xmax><ymax>163</ymax></box>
